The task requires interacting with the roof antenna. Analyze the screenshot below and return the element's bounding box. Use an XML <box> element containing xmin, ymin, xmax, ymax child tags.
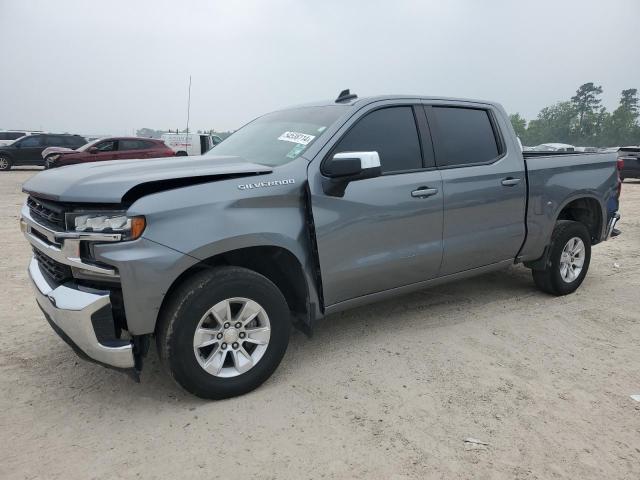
<box><xmin>335</xmin><ymin>89</ymin><xmax>357</xmax><ymax>103</ymax></box>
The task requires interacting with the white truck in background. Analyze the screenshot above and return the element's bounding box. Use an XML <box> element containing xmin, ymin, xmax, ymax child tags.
<box><xmin>161</xmin><ymin>132</ymin><xmax>220</xmax><ymax>156</ymax></box>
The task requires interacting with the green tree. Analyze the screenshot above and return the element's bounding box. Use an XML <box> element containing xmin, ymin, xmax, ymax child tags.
<box><xmin>570</xmin><ymin>82</ymin><xmax>604</xmax><ymax>142</ymax></box>
<box><xmin>525</xmin><ymin>101</ymin><xmax>577</xmax><ymax>145</ymax></box>
<box><xmin>603</xmin><ymin>88</ymin><xmax>640</xmax><ymax>146</ymax></box>
<box><xmin>509</xmin><ymin>113</ymin><xmax>527</xmax><ymax>140</ymax></box>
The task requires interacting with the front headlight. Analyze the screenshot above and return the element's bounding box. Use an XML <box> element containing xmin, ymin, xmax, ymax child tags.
<box><xmin>65</xmin><ymin>211</ymin><xmax>146</xmax><ymax>240</ymax></box>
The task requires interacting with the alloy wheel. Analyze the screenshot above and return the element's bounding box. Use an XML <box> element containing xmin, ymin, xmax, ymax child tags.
<box><xmin>193</xmin><ymin>297</ymin><xmax>271</xmax><ymax>378</ymax></box>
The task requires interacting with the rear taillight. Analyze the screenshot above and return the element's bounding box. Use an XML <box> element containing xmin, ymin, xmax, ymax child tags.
<box><xmin>616</xmin><ymin>158</ymin><xmax>624</xmax><ymax>197</ymax></box>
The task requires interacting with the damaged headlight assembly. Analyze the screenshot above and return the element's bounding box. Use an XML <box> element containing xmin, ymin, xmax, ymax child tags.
<box><xmin>65</xmin><ymin>211</ymin><xmax>146</xmax><ymax>241</ymax></box>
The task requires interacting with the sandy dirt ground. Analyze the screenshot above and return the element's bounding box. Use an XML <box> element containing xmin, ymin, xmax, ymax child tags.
<box><xmin>0</xmin><ymin>168</ymin><xmax>639</xmax><ymax>480</ymax></box>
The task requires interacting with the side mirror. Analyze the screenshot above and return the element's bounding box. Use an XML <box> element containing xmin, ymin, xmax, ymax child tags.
<box><xmin>89</xmin><ymin>147</ymin><xmax>98</xmax><ymax>154</ymax></box>
<box><xmin>322</xmin><ymin>151</ymin><xmax>382</xmax><ymax>197</ymax></box>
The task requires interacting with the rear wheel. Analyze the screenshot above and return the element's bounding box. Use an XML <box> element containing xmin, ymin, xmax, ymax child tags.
<box><xmin>532</xmin><ymin>220</ymin><xmax>591</xmax><ymax>296</ymax></box>
<box><xmin>157</xmin><ymin>266</ymin><xmax>291</xmax><ymax>399</ymax></box>
<box><xmin>0</xmin><ymin>155</ymin><xmax>12</xmax><ymax>171</ymax></box>
<box><xmin>176</xmin><ymin>151</ymin><xmax>188</xmax><ymax>156</ymax></box>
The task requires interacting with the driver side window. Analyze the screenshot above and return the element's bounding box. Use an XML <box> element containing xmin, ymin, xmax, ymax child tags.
<box><xmin>96</xmin><ymin>140</ymin><xmax>116</xmax><ymax>152</ymax></box>
<box><xmin>20</xmin><ymin>136</ymin><xmax>43</xmax><ymax>147</ymax></box>
<box><xmin>332</xmin><ymin>106</ymin><xmax>423</xmax><ymax>173</ymax></box>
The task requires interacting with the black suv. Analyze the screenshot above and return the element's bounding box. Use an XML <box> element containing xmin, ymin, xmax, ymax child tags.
<box><xmin>0</xmin><ymin>134</ymin><xmax>87</xmax><ymax>171</ymax></box>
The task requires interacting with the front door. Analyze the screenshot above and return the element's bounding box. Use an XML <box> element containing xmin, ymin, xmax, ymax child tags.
<box><xmin>92</xmin><ymin>139</ymin><xmax>118</xmax><ymax>161</ymax></box>
<box><xmin>425</xmin><ymin>103</ymin><xmax>526</xmax><ymax>275</ymax></box>
<box><xmin>309</xmin><ymin>103</ymin><xmax>444</xmax><ymax>306</ymax></box>
<box><xmin>13</xmin><ymin>135</ymin><xmax>44</xmax><ymax>164</ymax></box>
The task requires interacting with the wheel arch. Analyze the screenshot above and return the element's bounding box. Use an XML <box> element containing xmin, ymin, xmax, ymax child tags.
<box><xmin>554</xmin><ymin>194</ymin><xmax>605</xmax><ymax>245</ymax></box>
<box><xmin>157</xmin><ymin>245</ymin><xmax>315</xmax><ymax>335</ymax></box>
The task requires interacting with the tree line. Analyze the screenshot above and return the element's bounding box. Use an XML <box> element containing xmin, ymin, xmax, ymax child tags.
<box><xmin>510</xmin><ymin>83</ymin><xmax>640</xmax><ymax>148</ymax></box>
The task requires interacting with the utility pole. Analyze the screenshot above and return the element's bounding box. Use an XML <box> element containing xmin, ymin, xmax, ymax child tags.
<box><xmin>186</xmin><ymin>75</ymin><xmax>192</xmax><ymax>136</ymax></box>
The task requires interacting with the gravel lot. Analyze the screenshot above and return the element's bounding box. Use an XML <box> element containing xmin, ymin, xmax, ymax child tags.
<box><xmin>1</xmin><ymin>168</ymin><xmax>639</xmax><ymax>480</ymax></box>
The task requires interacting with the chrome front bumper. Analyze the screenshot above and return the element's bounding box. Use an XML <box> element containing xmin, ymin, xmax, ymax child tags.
<box><xmin>28</xmin><ymin>257</ymin><xmax>135</xmax><ymax>369</ymax></box>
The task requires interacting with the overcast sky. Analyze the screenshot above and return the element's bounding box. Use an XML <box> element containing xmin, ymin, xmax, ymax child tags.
<box><xmin>1</xmin><ymin>0</ymin><xmax>638</xmax><ymax>135</ymax></box>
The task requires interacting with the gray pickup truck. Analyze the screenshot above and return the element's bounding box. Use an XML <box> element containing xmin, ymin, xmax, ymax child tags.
<box><xmin>20</xmin><ymin>91</ymin><xmax>622</xmax><ymax>399</ymax></box>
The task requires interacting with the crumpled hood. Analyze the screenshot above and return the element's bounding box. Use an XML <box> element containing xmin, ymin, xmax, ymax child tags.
<box><xmin>41</xmin><ymin>146</ymin><xmax>76</xmax><ymax>158</ymax></box>
<box><xmin>23</xmin><ymin>155</ymin><xmax>273</xmax><ymax>203</ymax></box>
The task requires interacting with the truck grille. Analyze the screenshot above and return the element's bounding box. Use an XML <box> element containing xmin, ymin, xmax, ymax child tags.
<box><xmin>33</xmin><ymin>248</ymin><xmax>73</xmax><ymax>283</ymax></box>
<box><xmin>27</xmin><ymin>196</ymin><xmax>67</xmax><ymax>230</ymax></box>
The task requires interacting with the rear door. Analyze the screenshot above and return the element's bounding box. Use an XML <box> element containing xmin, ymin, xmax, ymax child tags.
<box><xmin>117</xmin><ymin>139</ymin><xmax>147</xmax><ymax>159</ymax></box>
<box><xmin>425</xmin><ymin>103</ymin><xmax>526</xmax><ymax>275</ymax></box>
<box><xmin>309</xmin><ymin>102</ymin><xmax>444</xmax><ymax>306</ymax></box>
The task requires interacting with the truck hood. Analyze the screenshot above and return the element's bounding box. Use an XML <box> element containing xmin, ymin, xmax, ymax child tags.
<box><xmin>23</xmin><ymin>155</ymin><xmax>273</xmax><ymax>203</ymax></box>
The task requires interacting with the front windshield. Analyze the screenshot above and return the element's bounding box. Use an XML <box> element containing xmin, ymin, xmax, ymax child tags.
<box><xmin>212</xmin><ymin>105</ymin><xmax>348</xmax><ymax>166</ymax></box>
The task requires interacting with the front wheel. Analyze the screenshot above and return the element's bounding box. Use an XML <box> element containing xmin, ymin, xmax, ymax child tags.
<box><xmin>532</xmin><ymin>220</ymin><xmax>591</xmax><ymax>296</ymax></box>
<box><xmin>157</xmin><ymin>266</ymin><xmax>291</xmax><ymax>399</ymax></box>
<box><xmin>0</xmin><ymin>155</ymin><xmax>12</xmax><ymax>171</ymax></box>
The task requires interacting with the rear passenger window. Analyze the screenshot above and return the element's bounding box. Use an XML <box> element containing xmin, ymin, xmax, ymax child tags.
<box><xmin>332</xmin><ymin>106</ymin><xmax>422</xmax><ymax>173</ymax></box>
<box><xmin>63</xmin><ymin>136</ymin><xmax>81</xmax><ymax>147</ymax></box>
<box><xmin>431</xmin><ymin>107</ymin><xmax>500</xmax><ymax>167</ymax></box>
<box><xmin>119</xmin><ymin>139</ymin><xmax>146</xmax><ymax>150</ymax></box>
<box><xmin>46</xmin><ymin>136</ymin><xmax>65</xmax><ymax>146</ymax></box>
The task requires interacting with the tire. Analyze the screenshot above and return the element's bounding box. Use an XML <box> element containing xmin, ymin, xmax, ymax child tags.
<box><xmin>0</xmin><ymin>155</ymin><xmax>12</xmax><ymax>171</ymax></box>
<box><xmin>532</xmin><ymin>220</ymin><xmax>591</xmax><ymax>296</ymax></box>
<box><xmin>157</xmin><ymin>266</ymin><xmax>291</xmax><ymax>399</ymax></box>
<box><xmin>176</xmin><ymin>151</ymin><xmax>188</xmax><ymax>156</ymax></box>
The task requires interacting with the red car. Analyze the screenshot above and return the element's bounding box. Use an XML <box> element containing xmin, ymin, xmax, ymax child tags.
<box><xmin>43</xmin><ymin>137</ymin><xmax>174</xmax><ymax>168</ymax></box>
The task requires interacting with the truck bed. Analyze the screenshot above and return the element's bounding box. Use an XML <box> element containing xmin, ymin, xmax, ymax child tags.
<box><xmin>519</xmin><ymin>151</ymin><xmax>618</xmax><ymax>262</ymax></box>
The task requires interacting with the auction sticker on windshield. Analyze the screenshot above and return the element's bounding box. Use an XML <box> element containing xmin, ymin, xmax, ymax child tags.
<box><xmin>278</xmin><ymin>131</ymin><xmax>316</xmax><ymax>145</ymax></box>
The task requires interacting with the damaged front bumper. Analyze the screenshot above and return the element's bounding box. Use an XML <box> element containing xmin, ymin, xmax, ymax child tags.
<box><xmin>28</xmin><ymin>256</ymin><xmax>137</xmax><ymax>372</ymax></box>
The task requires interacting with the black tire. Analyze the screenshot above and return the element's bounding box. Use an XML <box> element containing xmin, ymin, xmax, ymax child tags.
<box><xmin>157</xmin><ymin>266</ymin><xmax>291</xmax><ymax>399</ymax></box>
<box><xmin>532</xmin><ymin>220</ymin><xmax>591</xmax><ymax>296</ymax></box>
<box><xmin>0</xmin><ymin>155</ymin><xmax>12</xmax><ymax>171</ymax></box>
<box><xmin>175</xmin><ymin>151</ymin><xmax>188</xmax><ymax>156</ymax></box>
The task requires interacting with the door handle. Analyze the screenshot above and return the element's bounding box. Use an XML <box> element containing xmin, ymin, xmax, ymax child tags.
<box><xmin>411</xmin><ymin>187</ymin><xmax>438</xmax><ymax>198</ymax></box>
<box><xmin>501</xmin><ymin>177</ymin><xmax>521</xmax><ymax>187</ymax></box>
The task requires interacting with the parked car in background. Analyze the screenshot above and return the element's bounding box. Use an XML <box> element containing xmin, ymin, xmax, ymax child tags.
<box><xmin>0</xmin><ymin>133</ymin><xmax>86</xmax><ymax>171</ymax></box>
<box><xmin>618</xmin><ymin>146</ymin><xmax>640</xmax><ymax>181</ymax></box>
<box><xmin>0</xmin><ymin>130</ymin><xmax>44</xmax><ymax>147</ymax></box>
<box><xmin>161</xmin><ymin>132</ymin><xmax>215</xmax><ymax>156</ymax></box>
<box><xmin>44</xmin><ymin>137</ymin><xmax>174</xmax><ymax>168</ymax></box>
<box><xmin>533</xmin><ymin>143</ymin><xmax>576</xmax><ymax>152</ymax></box>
